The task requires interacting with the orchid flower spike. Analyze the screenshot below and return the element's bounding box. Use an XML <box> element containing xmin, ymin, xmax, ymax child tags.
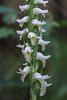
<box><xmin>17</xmin><ymin>66</ymin><xmax>30</xmax><ymax>82</ymax></box>
<box><xmin>28</xmin><ymin>32</ymin><xmax>37</xmax><ymax>45</ymax></box>
<box><xmin>36</xmin><ymin>52</ymin><xmax>51</xmax><ymax>68</ymax></box>
<box><xmin>16</xmin><ymin>28</ymin><xmax>29</xmax><ymax>40</ymax></box>
<box><xmin>32</xmin><ymin>72</ymin><xmax>52</xmax><ymax>96</ymax></box>
<box><xmin>33</xmin><ymin>8</ymin><xmax>48</xmax><ymax>18</ymax></box>
<box><xmin>35</xmin><ymin>0</ymin><xmax>48</xmax><ymax>7</ymax></box>
<box><xmin>19</xmin><ymin>5</ymin><xmax>30</xmax><ymax>12</ymax></box>
<box><xmin>38</xmin><ymin>38</ymin><xmax>50</xmax><ymax>51</ymax></box>
<box><xmin>16</xmin><ymin>16</ymin><xmax>29</xmax><ymax>27</ymax></box>
<box><xmin>31</xmin><ymin>19</ymin><xmax>46</xmax><ymax>31</ymax></box>
<box><xmin>22</xmin><ymin>46</ymin><xmax>33</xmax><ymax>62</ymax></box>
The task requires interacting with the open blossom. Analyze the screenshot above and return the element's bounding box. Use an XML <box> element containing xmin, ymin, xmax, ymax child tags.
<box><xmin>31</xmin><ymin>19</ymin><xmax>46</xmax><ymax>31</ymax></box>
<box><xmin>16</xmin><ymin>44</ymin><xmax>24</xmax><ymax>49</ymax></box>
<box><xmin>41</xmin><ymin>28</ymin><xmax>46</xmax><ymax>33</ymax></box>
<box><xmin>17</xmin><ymin>66</ymin><xmax>30</xmax><ymax>82</ymax></box>
<box><xmin>16</xmin><ymin>43</ymin><xmax>29</xmax><ymax>49</ymax></box>
<box><xmin>16</xmin><ymin>28</ymin><xmax>29</xmax><ymax>40</ymax></box>
<box><xmin>33</xmin><ymin>8</ymin><xmax>48</xmax><ymax>18</ymax></box>
<box><xmin>22</xmin><ymin>46</ymin><xmax>33</xmax><ymax>62</ymax></box>
<box><xmin>28</xmin><ymin>32</ymin><xmax>37</xmax><ymax>45</ymax></box>
<box><xmin>38</xmin><ymin>38</ymin><xmax>50</xmax><ymax>51</ymax></box>
<box><xmin>36</xmin><ymin>52</ymin><xmax>51</xmax><ymax>68</ymax></box>
<box><xmin>35</xmin><ymin>0</ymin><xmax>48</xmax><ymax>7</ymax></box>
<box><xmin>19</xmin><ymin>5</ymin><xmax>30</xmax><ymax>12</ymax></box>
<box><xmin>16</xmin><ymin>16</ymin><xmax>29</xmax><ymax>27</ymax></box>
<box><xmin>32</xmin><ymin>72</ymin><xmax>52</xmax><ymax>96</ymax></box>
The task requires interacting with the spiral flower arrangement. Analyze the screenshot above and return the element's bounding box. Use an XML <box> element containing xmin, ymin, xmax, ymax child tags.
<box><xmin>16</xmin><ymin>0</ymin><xmax>52</xmax><ymax>99</ymax></box>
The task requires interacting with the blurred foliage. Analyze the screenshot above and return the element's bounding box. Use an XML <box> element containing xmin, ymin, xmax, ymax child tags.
<box><xmin>3</xmin><ymin>14</ymin><xmax>17</xmax><ymax>24</ymax></box>
<box><xmin>0</xmin><ymin>6</ymin><xmax>20</xmax><ymax>14</ymax></box>
<box><xmin>0</xmin><ymin>27</ymin><xmax>15</xmax><ymax>38</ymax></box>
<box><xmin>0</xmin><ymin>3</ymin><xmax>67</xmax><ymax>100</ymax></box>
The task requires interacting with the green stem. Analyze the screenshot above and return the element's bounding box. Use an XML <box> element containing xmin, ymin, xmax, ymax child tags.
<box><xmin>30</xmin><ymin>87</ymin><xmax>37</xmax><ymax>100</ymax></box>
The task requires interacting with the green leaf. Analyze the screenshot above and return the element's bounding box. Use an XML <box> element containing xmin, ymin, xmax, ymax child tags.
<box><xmin>0</xmin><ymin>6</ymin><xmax>21</xmax><ymax>14</ymax></box>
<box><xmin>59</xmin><ymin>20</ymin><xmax>67</xmax><ymax>27</ymax></box>
<box><xmin>0</xmin><ymin>27</ymin><xmax>15</xmax><ymax>38</ymax></box>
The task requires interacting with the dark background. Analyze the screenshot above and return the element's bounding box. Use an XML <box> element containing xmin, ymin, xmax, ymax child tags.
<box><xmin>0</xmin><ymin>0</ymin><xmax>67</xmax><ymax>100</ymax></box>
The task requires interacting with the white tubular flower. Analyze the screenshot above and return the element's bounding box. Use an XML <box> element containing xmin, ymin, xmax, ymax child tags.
<box><xmin>22</xmin><ymin>46</ymin><xmax>33</xmax><ymax>62</ymax></box>
<box><xmin>36</xmin><ymin>52</ymin><xmax>51</xmax><ymax>68</ymax></box>
<box><xmin>40</xmin><ymin>28</ymin><xmax>46</xmax><ymax>37</ymax></box>
<box><xmin>28</xmin><ymin>32</ymin><xmax>37</xmax><ymax>45</ymax></box>
<box><xmin>19</xmin><ymin>5</ymin><xmax>30</xmax><ymax>12</ymax></box>
<box><xmin>17</xmin><ymin>66</ymin><xmax>30</xmax><ymax>82</ymax></box>
<box><xmin>16</xmin><ymin>44</ymin><xmax>24</xmax><ymax>49</ymax></box>
<box><xmin>35</xmin><ymin>0</ymin><xmax>48</xmax><ymax>7</ymax></box>
<box><xmin>31</xmin><ymin>19</ymin><xmax>46</xmax><ymax>31</ymax></box>
<box><xmin>33</xmin><ymin>8</ymin><xmax>48</xmax><ymax>18</ymax></box>
<box><xmin>16</xmin><ymin>16</ymin><xmax>29</xmax><ymax>27</ymax></box>
<box><xmin>16</xmin><ymin>28</ymin><xmax>29</xmax><ymax>40</ymax></box>
<box><xmin>41</xmin><ymin>28</ymin><xmax>46</xmax><ymax>33</ymax></box>
<box><xmin>16</xmin><ymin>43</ymin><xmax>29</xmax><ymax>49</ymax></box>
<box><xmin>32</xmin><ymin>72</ymin><xmax>52</xmax><ymax>96</ymax></box>
<box><xmin>22</xmin><ymin>62</ymin><xmax>27</xmax><ymax>66</ymax></box>
<box><xmin>38</xmin><ymin>38</ymin><xmax>50</xmax><ymax>51</ymax></box>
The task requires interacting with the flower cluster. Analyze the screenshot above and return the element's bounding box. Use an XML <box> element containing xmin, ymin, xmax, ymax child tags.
<box><xmin>16</xmin><ymin>0</ymin><xmax>51</xmax><ymax>97</ymax></box>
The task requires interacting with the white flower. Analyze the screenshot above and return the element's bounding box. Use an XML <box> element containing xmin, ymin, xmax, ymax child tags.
<box><xmin>33</xmin><ymin>8</ymin><xmax>48</xmax><ymax>18</ymax></box>
<box><xmin>36</xmin><ymin>52</ymin><xmax>51</xmax><ymax>68</ymax></box>
<box><xmin>32</xmin><ymin>72</ymin><xmax>52</xmax><ymax>96</ymax></box>
<box><xmin>16</xmin><ymin>16</ymin><xmax>29</xmax><ymax>27</ymax></box>
<box><xmin>17</xmin><ymin>66</ymin><xmax>30</xmax><ymax>82</ymax></box>
<box><xmin>40</xmin><ymin>28</ymin><xmax>46</xmax><ymax>37</ymax></box>
<box><xmin>22</xmin><ymin>62</ymin><xmax>27</xmax><ymax>66</ymax></box>
<box><xmin>16</xmin><ymin>44</ymin><xmax>24</xmax><ymax>49</ymax></box>
<box><xmin>35</xmin><ymin>0</ymin><xmax>48</xmax><ymax>7</ymax></box>
<box><xmin>19</xmin><ymin>5</ymin><xmax>30</xmax><ymax>12</ymax></box>
<box><xmin>16</xmin><ymin>43</ymin><xmax>29</xmax><ymax>49</ymax></box>
<box><xmin>16</xmin><ymin>28</ymin><xmax>29</xmax><ymax>40</ymax></box>
<box><xmin>22</xmin><ymin>46</ymin><xmax>33</xmax><ymax>62</ymax></box>
<box><xmin>38</xmin><ymin>38</ymin><xmax>50</xmax><ymax>51</ymax></box>
<box><xmin>41</xmin><ymin>28</ymin><xmax>46</xmax><ymax>33</ymax></box>
<box><xmin>28</xmin><ymin>32</ymin><xmax>37</xmax><ymax>45</ymax></box>
<box><xmin>31</xmin><ymin>19</ymin><xmax>46</xmax><ymax>31</ymax></box>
